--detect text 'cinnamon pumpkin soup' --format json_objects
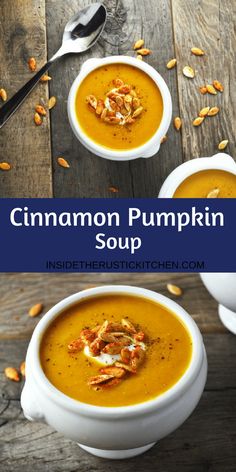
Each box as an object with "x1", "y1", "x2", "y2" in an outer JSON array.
[
  {"x1": 173, "y1": 169, "x2": 236, "y2": 198},
  {"x1": 75, "y1": 64, "x2": 163, "y2": 151},
  {"x1": 40, "y1": 294, "x2": 192, "y2": 407}
]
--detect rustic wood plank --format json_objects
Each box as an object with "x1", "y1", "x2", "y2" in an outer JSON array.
[
  {"x1": 1, "y1": 0, "x2": 235, "y2": 197},
  {"x1": 46, "y1": 0, "x2": 183, "y2": 197},
  {"x1": 0, "y1": 272, "x2": 225, "y2": 339},
  {"x1": 0, "y1": 390, "x2": 235, "y2": 472},
  {"x1": 45, "y1": 0, "x2": 134, "y2": 197},
  {"x1": 0, "y1": 333, "x2": 235, "y2": 471},
  {"x1": 0, "y1": 273, "x2": 235, "y2": 470},
  {"x1": 125, "y1": 0, "x2": 184, "y2": 197},
  {"x1": 0, "y1": 0, "x2": 52, "y2": 197},
  {"x1": 172, "y1": 0, "x2": 236, "y2": 161}
]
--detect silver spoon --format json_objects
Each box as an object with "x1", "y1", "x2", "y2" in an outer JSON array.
[{"x1": 0, "y1": 3, "x2": 107, "y2": 128}]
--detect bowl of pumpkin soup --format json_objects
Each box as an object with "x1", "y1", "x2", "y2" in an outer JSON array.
[
  {"x1": 21, "y1": 285, "x2": 207, "y2": 459},
  {"x1": 158, "y1": 153, "x2": 236, "y2": 198},
  {"x1": 67, "y1": 56, "x2": 172, "y2": 160}
]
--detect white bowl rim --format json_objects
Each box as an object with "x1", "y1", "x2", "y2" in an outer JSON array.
[
  {"x1": 67, "y1": 55, "x2": 172, "y2": 160},
  {"x1": 28, "y1": 285, "x2": 205, "y2": 419},
  {"x1": 158, "y1": 153, "x2": 236, "y2": 197}
]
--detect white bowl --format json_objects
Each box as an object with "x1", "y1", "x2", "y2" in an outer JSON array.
[
  {"x1": 21, "y1": 285, "x2": 207, "y2": 460},
  {"x1": 67, "y1": 56, "x2": 172, "y2": 161},
  {"x1": 200, "y1": 273, "x2": 236, "y2": 334},
  {"x1": 158, "y1": 153, "x2": 236, "y2": 197}
]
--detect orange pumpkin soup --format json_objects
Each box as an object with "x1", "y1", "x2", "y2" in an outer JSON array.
[
  {"x1": 173, "y1": 169, "x2": 236, "y2": 198},
  {"x1": 75, "y1": 64, "x2": 163, "y2": 151},
  {"x1": 40, "y1": 294, "x2": 192, "y2": 407}
]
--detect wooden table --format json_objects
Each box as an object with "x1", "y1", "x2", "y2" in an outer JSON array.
[
  {"x1": 0, "y1": 0, "x2": 235, "y2": 197},
  {"x1": 0, "y1": 272, "x2": 235, "y2": 471}
]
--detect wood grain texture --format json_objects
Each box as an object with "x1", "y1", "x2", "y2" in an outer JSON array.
[
  {"x1": 121, "y1": 0, "x2": 183, "y2": 197},
  {"x1": 0, "y1": 389, "x2": 235, "y2": 472},
  {"x1": 0, "y1": 1, "x2": 235, "y2": 196},
  {"x1": 0, "y1": 376, "x2": 235, "y2": 472},
  {"x1": 0, "y1": 0, "x2": 52, "y2": 197},
  {"x1": 46, "y1": 0, "x2": 183, "y2": 197},
  {"x1": 0, "y1": 273, "x2": 236, "y2": 471},
  {"x1": 0, "y1": 272, "x2": 224, "y2": 339},
  {"x1": 45, "y1": 0, "x2": 133, "y2": 198},
  {"x1": 172, "y1": 0, "x2": 236, "y2": 161}
]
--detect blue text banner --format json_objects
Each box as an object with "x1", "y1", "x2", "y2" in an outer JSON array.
[{"x1": 0, "y1": 199, "x2": 234, "y2": 272}]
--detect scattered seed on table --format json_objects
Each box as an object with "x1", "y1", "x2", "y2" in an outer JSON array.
[{"x1": 57, "y1": 157, "x2": 70, "y2": 168}]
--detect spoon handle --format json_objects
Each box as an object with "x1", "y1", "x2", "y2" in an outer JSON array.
[{"x1": 0, "y1": 60, "x2": 53, "y2": 129}]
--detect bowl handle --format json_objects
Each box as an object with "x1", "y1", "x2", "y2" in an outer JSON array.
[
  {"x1": 211, "y1": 153, "x2": 236, "y2": 169},
  {"x1": 21, "y1": 383, "x2": 45, "y2": 422}
]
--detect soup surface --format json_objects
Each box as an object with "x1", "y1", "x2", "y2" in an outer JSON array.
[
  {"x1": 173, "y1": 169, "x2": 236, "y2": 198},
  {"x1": 40, "y1": 294, "x2": 192, "y2": 407},
  {"x1": 75, "y1": 64, "x2": 163, "y2": 151}
]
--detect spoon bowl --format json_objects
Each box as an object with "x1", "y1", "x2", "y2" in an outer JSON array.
[{"x1": 60, "y1": 3, "x2": 107, "y2": 55}]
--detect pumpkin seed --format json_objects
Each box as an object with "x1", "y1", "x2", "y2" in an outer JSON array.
[
  {"x1": 207, "y1": 107, "x2": 219, "y2": 116},
  {"x1": 48, "y1": 96, "x2": 57, "y2": 109},
  {"x1": 207, "y1": 188, "x2": 220, "y2": 198},
  {"x1": 133, "y1": 39, "x2": 145, "y2": 50},
  {"x1": 20, "y1": 361, "x2": 26, "y2": 377},
  {"x1": 166, "y1": 58, "x2": 177, "y2": 69},
  {"x1": 193, "y1": 116, "x2": 205, "y2": 126},
  {"x1": 28, "y1": 302, "x2": 43, "y2": 317},
  {"x1": 28, "y1": 57, "x2": 36, "y2": 71},
  {"x1": 191, "y1": 47, "x2": 205, "y2": 56},
  {"x1": 57, "y1": 157, "x2": 70, "y2": 168},
  {"x1": 167, "y1": 283, "x2": 183, "y2": 296},
  {"x1": 0, "y1": 162, "x2": 11, "y2": 171},
  {"x1": 0, "y1": 88, "x2": 7, "y2": 101},
  {"x1": 136, "y1": 48, "x2": 151, "y2": 56},
  {"x1": 174, "y1": 116, "x2": 182, "y2": 130},
  {"x1": 5, "y1": 367, "x2": 20, "y2": 382},
  {"x1": 213, "y1": 80, "x2": 224, "y2": 92},
  {"x1": 199, "y1": 106, "x2": 210, "y2": 117},
  {"x1": 206, "y1": 84, "x2": 217, "y2": 95},
  {"x1": 183, "y1": 66, "x2": 195, "y2": 78},
  {"x1": 34, "y1": 112, "x2": 42, "y2": 126},
  {"x1": 35, "y1": 105, "x2": 46, "y2": 116},
  {"x1": 218, "y1": 140, "x2": 228, "y2": 150}
]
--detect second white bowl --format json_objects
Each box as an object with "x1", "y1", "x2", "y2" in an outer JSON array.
[{"x1": 158, "y1": 153, "x2": 236, "y2": 197}]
